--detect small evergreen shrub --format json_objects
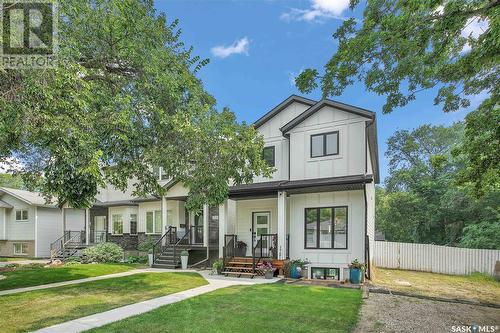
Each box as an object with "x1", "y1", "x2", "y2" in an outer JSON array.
[
  {"x1": 138, "y1": 237, "x2": 156, "y2": 254},
  {"x1": 82, "y1": 242, "x2": 124, "y2": 263}
]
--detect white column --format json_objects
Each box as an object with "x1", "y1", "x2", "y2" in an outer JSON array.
[
  {"x1": 203, "y1": 204, "x2": 209, "y2": 247},
  {"x1": 218, "y1": 200, "x2": 228, "y2": 256},
  {"x1": 161, "y1": 196, "x2": 168, "y2": 232},
  {"x1": 34, "y1": 206, "x2": 38, "y2": 258},
  {"x1": 277, "y1": 191, "x2": 287, "y2": 260},
  {"x1": 85, "y1": 209, "x2": 90, "y2": 245}
]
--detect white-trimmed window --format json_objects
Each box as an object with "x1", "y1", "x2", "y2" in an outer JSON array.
[
  {"x1": 15, "y1": 209, "x2": 29, "y2": 221},
  {"x1": 112, "y1": 214, "x2": 123, "y2": 235},
  {"x1": 13, "y1": 243, "x2": 28, "y2": 255},
  {"x1": 146, "y1": 210, "x2": 162, "y2": 234},
  {"x1": 130, "y1": 214, "x2": 138, "y2": 235}
]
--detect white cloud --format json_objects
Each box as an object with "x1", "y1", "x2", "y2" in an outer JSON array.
[
  {"x1": 461, "y1": 16, "x2": 489, "y2": 52},
  {"x1": 280, "y1": 0, "x2": 350, "y2": 22},
  {"x1": 210, "y1": 37, "x2": 250, "y2": 59}
]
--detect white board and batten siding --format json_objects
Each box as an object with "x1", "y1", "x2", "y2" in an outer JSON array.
[{"x1": 374, "y1": 241, "x2": 500, "y2": 276}]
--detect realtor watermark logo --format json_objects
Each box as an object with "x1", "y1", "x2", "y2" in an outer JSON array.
[
  {"x1": 451, "y1": 325, "x2": 499, "y2": 332},
  {"x1": 0, "y1": 0, "x2": 58, "y2": 68}
]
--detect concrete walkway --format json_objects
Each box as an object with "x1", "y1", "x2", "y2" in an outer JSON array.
[{"x1": 34, "y1": 270, "x2": 279, "y2": 333}]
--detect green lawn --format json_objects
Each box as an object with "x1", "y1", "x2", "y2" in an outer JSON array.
[
  {"x1": 374, "y1": 267, "x2": 500, "y2": 304},
  {"x1": 0, "y1": 257, "x2": 36, "y2": 262},
  {"x1": 0, "y1": 263, "x2": 139, "y2": 290},
  {"x1": 1, "y1": 272, "x2": 207, "y2": 333},
  {"x1": 88, "y1": 283, "x2": 362, "y2": 333}
]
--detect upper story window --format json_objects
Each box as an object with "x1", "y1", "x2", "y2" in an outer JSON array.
[
  {"x1": 152, "y1": 166, "x2": 169, "y2": 181},
  {"x1": 15, "y1": 209, "x2": 28, "y2": 221},
  {"x1": 262, "y1": 146, "x2": 275, "y2": 167},
  {"x1": 310, "y1": 131, "x2": 339, "y2": 158}
]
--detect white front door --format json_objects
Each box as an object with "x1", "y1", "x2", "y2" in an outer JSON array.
[{"x1": 253, "y1": 212, "x2": 270, "y2": 256}]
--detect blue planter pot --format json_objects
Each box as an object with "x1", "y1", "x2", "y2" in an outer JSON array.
[
  {"x1": 350, "y1": 268, "x2": 362, "y2": 284},
  {"x1": 289, "y1": 264, "x2": 301, "y2": 279}
]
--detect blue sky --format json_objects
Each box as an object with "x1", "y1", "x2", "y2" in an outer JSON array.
[{"x1": 155, "y1": 0, "x2": 483, "y2": 183}]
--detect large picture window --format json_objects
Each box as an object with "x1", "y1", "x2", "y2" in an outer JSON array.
[
  {"x1": 262, "y1": 146, "x2": 275, "y2": 167},
  {"x1": 304, "y1": 206, "x2": 347, "y2": 249},
  {"x1": 146, "y1": 210, "x2": 162, "y2": 234},
  {"x1": 310, "y1": 131, "x2": 339, "y2": 158}
]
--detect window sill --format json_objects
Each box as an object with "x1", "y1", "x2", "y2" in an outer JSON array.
[{"x1": 307, "y1": 154, "x2": 342, "y2": 163}]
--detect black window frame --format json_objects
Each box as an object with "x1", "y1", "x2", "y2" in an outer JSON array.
[
  {"x1": 130, "y1": 213, "x2": 138, "y2": 235},
  {"x1": 304, "y1": 206, "x2": 348, "y2": 250},
  {"x1": 311, "y1": 267, "x2": 340, "y2": 280},
  {"x1": 262, "y1": 146, "x2": 275, "y2": 167},
  {"x1": 310, "y1": 131, "x2": 339, "y2": 158}
]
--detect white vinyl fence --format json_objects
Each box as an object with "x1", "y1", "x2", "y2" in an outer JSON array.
[{"x1": 374, "y1": 241, "x2": 500, "y2": 276}]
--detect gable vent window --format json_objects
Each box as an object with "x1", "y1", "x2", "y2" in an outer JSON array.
[
  {"x1": 310, "y1": 131, "x2": 339, "y2": 158},
  {"x1": 262, "y1": 146, "x2": 275, "y2": 167}
]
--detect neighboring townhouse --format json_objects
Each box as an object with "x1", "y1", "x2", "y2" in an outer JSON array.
[{"x1": 0, "y1": 187, "x2": 85, "y2": 258}]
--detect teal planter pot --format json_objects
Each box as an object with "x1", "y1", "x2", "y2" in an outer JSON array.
[
  {"x1": 290, "y1": 264, "x2": 301, "y2": 279},
  {"x1": 349, "y1": 268, "x2": 362, "y2": 284}
]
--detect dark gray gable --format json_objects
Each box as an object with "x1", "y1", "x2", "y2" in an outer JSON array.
[{"x1": 253, "y1": 95, "x2": 316, "y2": 129}]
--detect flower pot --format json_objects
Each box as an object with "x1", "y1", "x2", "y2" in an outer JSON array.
[
  {"x1": 264, "y1": 270, "x2": 274, "y2": 279},
  {"x1": 290, "y1": 264, "x2": 301, "y2": 279},
  {"x1": 181, "y1": 255, "x2": 188, "y2": 269},
  {"x1": 148, "y1": 253, "x2": 153, "y2": 267},
  {"x1": 349, "y1": 268, "x2": 363, "y2": 284}
]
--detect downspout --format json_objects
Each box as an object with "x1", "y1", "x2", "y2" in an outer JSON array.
[{"x1": 363, "y1": 184, "x2": 370, "y2": 280}]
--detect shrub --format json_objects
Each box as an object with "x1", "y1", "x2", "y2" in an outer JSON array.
[
  {"x1": 138, "y1": 237, "x2": 156, "y2": 254},
  {"x1": 125, "y1": 255, "x2": 148, "y2": 264},
  {"x1": 212, "y1": 258, "x2": 223, "y2": 274},
  {"x1": 66, "y1": 256, "x2": 81, "y2": 263},
  {"x1": 82, "y1": 242, "x2": 124, "y2": 263}
]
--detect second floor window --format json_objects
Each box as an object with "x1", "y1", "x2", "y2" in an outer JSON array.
[
  {"x1": 262, "y1": 146, "x2": 275, "y2": 167},
  {"x1": 130, "y1": 214, "x2": 137, "y2": 235},
  {"x1": 15, "y1": 209, "x2": 28, "y2": 221},
  {"x1": 310, "y1": 131, "x2": 339, "y2": 158}
]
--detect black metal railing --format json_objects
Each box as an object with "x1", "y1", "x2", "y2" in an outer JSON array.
[
  {"x1": 50, "y1": 230, "x2": 86, "y2": 260},
  {"x1": 152, "y1": 226, "x2": 176, "y2": 265},
  {"x1": 286, "y1": 234, "x2": 290, "y2": 259},
  {"x1": 173, "y1": 226, "x2": 193, "y2": 265},
  {"x1": 222, "y1": 234, "x2": 237, "y2": 271},
  {"x1": 252, "y1": 233, "x2": 278, "y2": 273}
]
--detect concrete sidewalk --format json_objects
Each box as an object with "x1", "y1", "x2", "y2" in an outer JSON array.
[{"x1": 34, "y1": 270, "x2": 279, "y2": 333}]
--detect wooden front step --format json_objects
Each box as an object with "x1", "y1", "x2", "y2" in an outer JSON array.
[{"x1": 222, "y1": 271, "x2": 256, "y2": 277}]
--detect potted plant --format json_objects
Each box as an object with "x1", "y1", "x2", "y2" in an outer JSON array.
[
  {"x1": 212, "y1": 258, "x2": 223, "y2": 275},
  {"x1": 289, "y1": 258, "x2": 310, "y2": 279},
  {"x1": 180, "y1": 250, "x2": 189, "y2": 269},
  {"x1": 236, "y1": 241, "x2": 247, "y2": 257},
  {"x1": 349, "y1": 259, "x2": 365, "y2": 284},
  {"x1": 258, "y1": 261, "x2": 276, "y2": 279}
]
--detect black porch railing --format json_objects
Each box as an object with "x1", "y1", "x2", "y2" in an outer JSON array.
[
  {"x1": 222, "y1": 234, "x2": 237, "y2": 271},
  {"x1": 286, "y1": 234, "x2": 290, "y2": 259},
  {"x1": 152, "y1": 226, "x2": 176, "y2": 265},
  {"x1": 50, "y1": 230, "x2": 86, "y2": 260},
  {"x1": 252, "y1": 233, "x2": 277, "y2": 274}
]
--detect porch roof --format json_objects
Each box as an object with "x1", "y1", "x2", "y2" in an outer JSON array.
[
  {"x1": 228, "y1": 174, "x2": 373, "y2": 199},
  {"x1": 0, "y1": 199, "x2": 13, "y2": 208}
]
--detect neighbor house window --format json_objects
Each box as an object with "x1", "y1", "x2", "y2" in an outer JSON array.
[
  {"x1": 153, "y1": 166, "x2": 169, "y2": 181},
  {"x1": 310, "y1": 131, "x2": 339, "y2": 158},
  {"x1": 311, "y1": 267, "x2": 340, "y2": 280},
  {"x1": 13, "y1": 243, "x2": 28, "y2": 255},
  {"x1": 304, "y1": 206, "x2": 347, "y2": 249},
  {"x1": 130, "y1": 214, "x2": 137, "y2": 235},
  {"x1": 15, "y1": 209, "x2": 28, "y2": 221},
  {"x1": 112, "y1": 214, "x2": 123, "y2": 235},
  {"x1": 262, "y1": 146, "x2": 275, "y2": 167},
  {"x1": 146, "y1": 210, "x2": 162, "y2": 234}
]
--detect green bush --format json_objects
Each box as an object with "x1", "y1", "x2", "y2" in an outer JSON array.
[
  {"x1": 138, "y1": 237, "x2": 156, "y2": 254},
  {"x1": 125, "y1": 255, "x2": 148, "y2": 264},
  {"x1": 82, "y1": 242, "x2": 124, "y2": 263}
]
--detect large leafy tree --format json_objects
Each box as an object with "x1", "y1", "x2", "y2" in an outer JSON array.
[
  {"x1": 0, "y1": 0, "x2": 271, "y2": 209},
  {"x1": 377, "y1": 123, "x2": 499, "y2": 248},
  {"x1": 296, "y1": 0, "x2": 499, "y2": 195}
]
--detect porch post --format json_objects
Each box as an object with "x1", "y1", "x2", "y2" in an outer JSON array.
[
  {"x1": 85, "y1": 208, "x2": 90, "y2": 245},
  {"x1": 202, "y1": 204, "x2": 209, "y2": 247},
  {"x1": 161, "y1": 196, "x2": 168, "y2": 232},
  {"x1": 218, "y1": 200, "x2": 228, "y2": 256},
  {"x1": 277, "y1": 191, "x2": 287, "y2": 260}
]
